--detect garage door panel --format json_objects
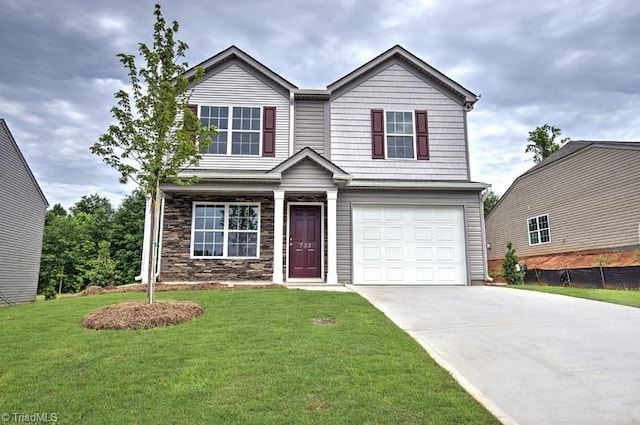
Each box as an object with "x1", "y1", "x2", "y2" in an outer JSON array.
[
  {"x1": 362, "y1": 227, "x2": 381, "y2": 240},
  {"x1": 386, "y1": 267, "x2": 404, "y2": 281},
  {"x1": 385, "y1": 227, "x2": 403, "y2": 240},
  {"x1": 415, "y1": 228, "x2": 432, "y2": 241},
  {"x1": 385, "y1": 247, "x2": 403, "y2": 261},
  {"x1": 353, "y1": 205, "x2": 466, "y2": 285}
]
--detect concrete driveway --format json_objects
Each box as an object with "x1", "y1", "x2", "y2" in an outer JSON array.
[{"x1": 350, "y1": 285, "x2": 640, "y2": 425}]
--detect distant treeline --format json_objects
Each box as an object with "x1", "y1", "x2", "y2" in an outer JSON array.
[{"x1": 39, "y1": 190, "x2": 145, "y2": 294}]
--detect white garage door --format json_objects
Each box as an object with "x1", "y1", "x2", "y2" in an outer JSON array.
[{"x1": 352, "y1": 205, "x2": 467, "y2": 285}]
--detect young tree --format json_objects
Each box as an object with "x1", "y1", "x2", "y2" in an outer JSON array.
[
  {"x1": 525, "y1": 124, "x2": 570, "y2": 163},
  {"x1": 91, "y1": 4, "x2": 213, "y2": 303},
  {"x1": 85, "y1": 241, "x2": 120, "y2": 287},
  {"x1": 483, "y1": 189, "x2": 500, "y2": 217}
]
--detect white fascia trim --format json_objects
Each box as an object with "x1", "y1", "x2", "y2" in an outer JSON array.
[
  {"x1": 176, "y1": 171, "x2": 282, "y2": 180},
  {"x1": 161, "y1": 183, "x2": 279, "y2": 192},
  {"x1": 347, "y1": 180, "x2": 489, "y2": 190}
]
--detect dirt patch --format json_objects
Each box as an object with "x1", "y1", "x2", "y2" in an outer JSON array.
[
  {"x1": 489, "y1": 249, "x2": 640, "y2": 277},
  {"x1": 312, "y1": 318, "x2": 336, "y2": 325},
  {"x1": 78, "y1": 282, "x2": 281, "y2": 296},
  {"x1": 82, "y1": 300, "x2": 204, "y2": 330}
]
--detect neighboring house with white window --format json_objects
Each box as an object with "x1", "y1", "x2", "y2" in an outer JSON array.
[
  {"x1": 485, "y1": 140, "x2": 640, "y2": 262},
  {"x1": 141, "y1": 45, "x2": 489, "y2": 286},
  {"x1": 0, "y1": 119, "x2": 48, "y2": 305}
]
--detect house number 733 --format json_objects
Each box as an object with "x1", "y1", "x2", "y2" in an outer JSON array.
[{"x1": 298, "y1": 242, "x2": 312, "y2": 249}]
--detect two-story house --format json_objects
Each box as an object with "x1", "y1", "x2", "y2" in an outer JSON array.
[{"x1": 139, "y1": 45, "x2": 489, "y2": 286}]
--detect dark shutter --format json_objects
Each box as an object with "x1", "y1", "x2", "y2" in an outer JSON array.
[
  {"x1": 415, "y1": 110, "x2": 429, "y2": 160},
  {"x1": 371, "y1": 109, "x2": 384, "y2": 159},
  {"x1": 187, "y1": 104, "x2": 199, "y2": 144},
  {"x1": 262, "y1": 106, "x2": 276, "y2": 157}
]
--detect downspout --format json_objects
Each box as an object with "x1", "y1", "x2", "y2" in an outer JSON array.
[
  {"x1": 289, "y1": 92, "x2": 295, "y2": 155},
  {"x1": 135, "y1": 195, "x2": 152, "y2": 282},
  {"x1": 480, "y1": 189, "x2": 493, "y2": 282}
]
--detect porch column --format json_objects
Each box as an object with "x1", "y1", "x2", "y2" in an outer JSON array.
[
  {"x1": 326, "y1": 190, "x2": 338, "y2": 284},
  {"x1": 137, "y1": 195, "x2": 152, "y2": 284},
  {"x1": 272, "y1": 189, "x2": 285, "y2": 283}
]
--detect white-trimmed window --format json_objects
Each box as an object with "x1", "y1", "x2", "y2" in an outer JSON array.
[
  {"x1": 385, "y1": 111, "x2": 415, "y2": 159},
  {"x1": 191, "y1": 203, "x2": 260, "y2": 258},
  {"x1": 371, "y1": 109, "x2": 429, "y2": 160},
  {"x1": 200, "y1": 106, "x2": 261, "y2": 156},
  {"x1": 528, "y1": 214, "x2": 550, "y2": 245}
]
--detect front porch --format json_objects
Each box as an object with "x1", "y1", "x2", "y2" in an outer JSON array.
[{"x1": 149, "y1": 188, "x2": 338, "y2": 285}]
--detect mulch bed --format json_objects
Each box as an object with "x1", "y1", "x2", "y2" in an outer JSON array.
[
  {"x1": 81, "y1": 300, "x2": 204, "y2": 330},
  {"x1": 78, "y1": 282, "x2": 281, "y2": 296}
]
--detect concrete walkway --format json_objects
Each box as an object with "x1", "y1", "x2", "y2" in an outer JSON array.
[{"x1": 350, "y1": 285, "x2": 640, "y2": 425}]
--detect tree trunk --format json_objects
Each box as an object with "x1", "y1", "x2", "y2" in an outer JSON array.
[{"x1": 146, "y1": 184, "x2": 162, "y2": 304}]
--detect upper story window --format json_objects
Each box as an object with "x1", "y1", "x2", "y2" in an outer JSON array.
[
  {"x1": 200, "y1": 106, "x2": 261, "y2": 156},
  {"x1": 193, "y1": 105, "x2": 276, "y2": 157},
  {"x1": 386, "y1": 111, "x2": 415, "y2": 159},
  {"x1": 528, "y1": 214, "x2": 550, "y2": 245},
  {"x1": 371, "y1": 109, "x2": 429, "y2": 160}
]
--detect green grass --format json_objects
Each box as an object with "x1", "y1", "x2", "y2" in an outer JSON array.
[
  {"x1": 509, "y1": 285, "x2": 640, "y2": 308},
  {"x1": 0, "y1": 289, "x2": 498, "y2": 424}
]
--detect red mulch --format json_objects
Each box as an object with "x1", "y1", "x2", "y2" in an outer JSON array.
[
  {"x1": 489, "y1": 249, "x2": 640, "y2": 275},
  {"x1": 78, "y1": 282, "x2": 282, "y2": 296},
  {"x1": 81, "y1": 300, "x2": 204, "y2": 330}
]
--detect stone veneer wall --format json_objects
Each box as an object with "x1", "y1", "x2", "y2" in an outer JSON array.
[
  {"x1": 283, "y1": 194, "x2": 328, "y2": 280},
  {"x1": 160, "y1": 193, "x2": 274, "y2": 282}
]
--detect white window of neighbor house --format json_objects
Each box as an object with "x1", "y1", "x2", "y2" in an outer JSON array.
[{"x1": 528, "y1": 214, "x2": 550, "y2": 245}]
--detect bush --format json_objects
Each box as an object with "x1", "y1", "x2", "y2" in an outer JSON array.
[
  {"x1": 42, "y1": 283, "x2": 57, "y2": 301},
  {"x1": 502, "y1": 242, "x2": 526, "y2": 285}
]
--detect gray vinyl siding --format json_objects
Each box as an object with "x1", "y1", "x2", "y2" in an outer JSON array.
[
  {"x1": 294, "y1": 100, "x2": 325, "y2": 154},
  {"x1": 486, "y1": 145, "x2": 640, "y2": 260},
  {"x1": 189, "y1": 62, "x2": 290, "y2": 170},
  {"x1": 336, "y1": 190, "x2": 485, "y2": 284},
  {"x1": 330, "y1": 61, "x2": 468, "y2": 180},
  {"x1": 0, "y1": 123, "x2": 47, "y2": 305},
  {"x1": 280, "y1": 158, "x2": 336, "y2": 190}
]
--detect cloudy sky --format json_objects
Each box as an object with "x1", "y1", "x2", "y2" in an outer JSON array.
[{"x1": 2, "y1": 0, "x2": 639, "y2": 208}]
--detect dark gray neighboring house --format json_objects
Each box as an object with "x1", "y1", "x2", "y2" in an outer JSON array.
[
  {"x1": 486, "y1": 140, "x2": 640, "y2": 261},
  {"x1": 0, "y1": 119, "x2": 48, "y2": 305}
]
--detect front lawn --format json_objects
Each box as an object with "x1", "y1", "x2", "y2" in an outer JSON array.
[
  {"x1": 0, "y1": 289, "x2": 498, "y2": 424},
  {"x1": 509, "y1": 285, "x2": 640, "y2": 308}
]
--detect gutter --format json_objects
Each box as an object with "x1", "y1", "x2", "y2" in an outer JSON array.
[{"x1": 347, "y1": 180, "x2": 489, "y2": 190}]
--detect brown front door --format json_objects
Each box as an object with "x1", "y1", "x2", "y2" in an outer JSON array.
[{"x1": 289, "y1": 205, "x2": 322, "y2": 279}]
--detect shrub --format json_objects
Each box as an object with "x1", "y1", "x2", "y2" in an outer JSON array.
[
  {"x1": 42, "y1": 282, "x2": 57, "y2": 301},
  {"x1": 502, "y1": 242, "x2": 526, "y2": 285}
]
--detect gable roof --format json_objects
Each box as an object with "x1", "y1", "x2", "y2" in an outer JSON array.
[
  {"x1": 268, "y1": 147, "x2": 351, "y2": 182},
  {"x1": 0, "y1": 119, "x2": 49, "y2": 207},
  {"x1": 522, "y1": 140, "x2": 640, "y2": 178},
  {"x1": 487, "y1": 140, "x2": 640, "y2": 220},
  {"x1": 327, "y1": 45, "x2": 478, "y2": 106},
  {"x1": 183, "y1": 45, "x2": 298, "y2": 92}
]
